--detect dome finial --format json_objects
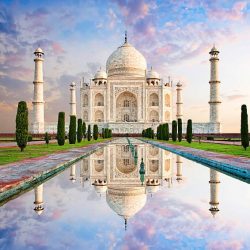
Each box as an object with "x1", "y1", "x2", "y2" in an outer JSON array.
[
  {"x1": 125, "y1": 30, "x2": 127, "y2": 43},
  {"x1": 125, "y1": 218, "x2": 127, "y2": 231}
]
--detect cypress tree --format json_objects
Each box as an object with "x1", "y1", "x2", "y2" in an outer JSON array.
[
  {"x1": 241, "y1": 105, "x2": 249, "y2": 150},
  {"x1": 93, "y1": 124, "x2": 98, "y2": 140},
  {"x1": 166, "y1": 123, "x2": 170, "y2": 141},
  {"x1": 102, "y1": 128, "x2": 105, "y2": 138},
  {"x1": 104, "y1": 128, "x2": 108, "y2": 138},
  {"x1": 178, "y1": 118, "x2": 182, "y2": 142},
  {"x1": 16, "y1": 101, "x2": 28, "y2": 152},
  {"x1": 45, "y1": 132, "x2": 50, "y2": 146},
  {"x1": 87, "y1": 124, "x2": 91, "y2": 141},
  {"x1": 156, "y1": 126, "x2": 160, "y2": 140},
  {"x1": 110, "y1": 129, "x2": 112, "y2": 138},
  {"x1": 151, "y1": 128, "x2": 154, "y2": 139},
  {"x1": 77, "y1": 118, "x2": 83, "y2": 143},
  {"x1": 69, "y1": 115, "x2": 76, "y2": 144},
  {"x1": 57, "y1": 112, "x2": 65, "y2": 146},
  {"x1": 186, "y1": 119, "x2": 192, "y2": 143},
  {"x1": 172, "y1": 120, "x2": 177, "y2": 142},
  {"x1": 82, "y1": 121, "x2": 86, "y2": 139},
  {"x1": 162, "y1": 123, "x2": 168, "y2": 140}
]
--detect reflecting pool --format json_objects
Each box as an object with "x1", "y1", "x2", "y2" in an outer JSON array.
[{"x1": 1, "y1": 138, "x2": 250, "y2": 250}]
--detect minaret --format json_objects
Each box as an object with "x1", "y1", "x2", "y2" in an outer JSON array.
[
  {"x1": 69, "y1": 82, "x2": 76, "y2": 116},
  {"x1": 34, "y1": 184, "x2": 44, "y2": 215},
  {"x1": 209, "y1": 46, "x2": 221, "y2": 125},
  {"x1": 209, "y1": 169, "x2": 220, "y2": 216},
  {"x1": 176, "y1": 82, "x2": 183, "y2": 120},
  {"x1": 70, "y1": 164, "x2": 76, "y2": 183},
  {"x1": 176, "y1": 155, "x2": 183, "y2": 182},
  {"x1": 32, "y1": 48, "x2": 45, "y2": 134}
]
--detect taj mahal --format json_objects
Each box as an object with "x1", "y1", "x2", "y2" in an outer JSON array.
[{"x1": 30, "y1": 34, "x2": 221, "y2": 134}]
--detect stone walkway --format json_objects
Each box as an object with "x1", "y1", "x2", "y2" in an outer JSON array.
[
  {"x1": 0, "y1": 140, "x2": 112, "y2": 203},
  {"x1": 142, "y1": 139, "x2": 250, "y2": 181},
  {"x1": 193, "y1": 139, "x2": 241, "y2": 146},
  {"x1": 0, "y1": 140, "x2": 57, "y2": 148}
]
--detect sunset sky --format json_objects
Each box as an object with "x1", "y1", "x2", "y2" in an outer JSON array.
[{"x1": 0, "y1": 0, "x2": 250, "y2": 132}]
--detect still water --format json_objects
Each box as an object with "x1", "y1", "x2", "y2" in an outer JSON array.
[{"x1": 1, "y1": 138, "x2": 250, "y2": 250}]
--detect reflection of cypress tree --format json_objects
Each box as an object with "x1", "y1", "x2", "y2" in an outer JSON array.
[
  {"x1": 186, "y1": 119, "x2": 192, "y2": 143},
  {"x1": 57, "y1": 112, "x2": 65, "y2": 146},
  {"x1": 87, "y1": 124, "x2": 91, "y2": 141},
  {"x1": 177, "y1": 118, "x2": 182, "y2": 142},
  {"x1": 172, "y1": 120, "x2": 177, "y2": 142},
  {"x1": 69, "y1": 115, "x2": 76, "y2": 144},
  {"x1": 77, "y1": 118, "x2": 83, "y2": 143},
  {"x1": 241, "y1": 105, "x2": 249, "y2": 150},
  {"x1": 16, "y1": 101, "x2": 28, "y2": 151}
]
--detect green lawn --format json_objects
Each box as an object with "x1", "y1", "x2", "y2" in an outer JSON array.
[
  {"x1": 0, "y1": 139, "x2": 107, "y2": 166},
  {"x1": 152, "y1": 139, "x2": 250, "y2": 158}
]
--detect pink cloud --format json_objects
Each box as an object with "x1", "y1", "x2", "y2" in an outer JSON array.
[
  {"x1": 207, "y1": 1, "x2": 247, "y2": 21},
  {"x1": 51, "y1": 42, "x2": 65, "y2": 55}
]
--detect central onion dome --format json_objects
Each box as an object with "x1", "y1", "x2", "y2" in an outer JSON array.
[
  {"x1": 106, "y1": 41, "x2": 147, "y2": 77},
  {"x1": 106, "y1": 186, "x2": 146, "y2": 220}
]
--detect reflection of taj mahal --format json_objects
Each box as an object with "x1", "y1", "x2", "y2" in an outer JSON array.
[{"x1": 33, "y1": 139, "x2": 220, "y2": 224}]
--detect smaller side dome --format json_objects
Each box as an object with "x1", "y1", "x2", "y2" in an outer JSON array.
[
  {"x1": 147, "y1": 68, "x2": 160, "y2": 79},
  {"x1": 94, "y1": 70, "x2": 107, "y2": 79}
]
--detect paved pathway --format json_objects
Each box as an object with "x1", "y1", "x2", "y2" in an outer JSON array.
[
  {"x1": 0, "y1": 140, "x2": 57, "y2": 148},
  {"x1": 142, "y1": 139, "x2": 250, "y2": 181},
  {"x1": 193, "y1": 139, "x2": 241, "y2": 146},
  {"x1": 0, "y1": 140, "x2": 112, "y2": 202}
]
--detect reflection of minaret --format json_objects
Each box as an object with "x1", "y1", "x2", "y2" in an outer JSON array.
[
  {"x1": 176, "y1": 155, "x2": 183, "y2": 182},
  {"x1": 70, "y1": 164, "x2": 76, "y2": 183},
  {"x1": 34, "y1": 184, "x2": 44, "y2": 215},
  {"x1": 209, "y1": 169, "x2": 220, "y2": 216}
]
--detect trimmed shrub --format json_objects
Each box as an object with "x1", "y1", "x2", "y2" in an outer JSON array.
[
  {"x1": 16, "y1": 101, "x2": 28, "y2": 152},
  {"x1": 77, "y1": 119, "x2": 83, "y2": 143},
  {"x1": 82, "y1": 121, "x2": 86, "y2": 139},
  {"x1": 93, "y1": 124, "x2": 98, "y2": 140},
  {"x1": 57, "y1": 112, "x2": 65, "y2": 146},
  {"x1": 186, "y1": 119, "x2": 192, "y2": 143},
  {"x1": 28, "y1": 134, "x2": 33, "y2": 142},
  {"x1": 177, "y1": 118, "x2": 182, "y2": 142},
  {"x1": 45, "y1": 132, "x2": 50, "y2": 146},
  {"x1": 69, "y1": 115, "x2": 76, "y2": 144},
  {"x1": 87, "y1": 124, "x2": 91, "y2": 141},
  {"x1": 172, "y1": 120, "x2": 177, "y2": 142},
  {"x1": 241, "y1": 104, "x2": 249, "y2": 150}
]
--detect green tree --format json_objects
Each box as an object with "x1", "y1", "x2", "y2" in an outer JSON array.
[
  {"x1": 87, "y1": 124, "x2": 91, "y2": 141},
  {"x1": 93, "y1": 124, "x2": 98, "y2": 140},
  {"x1": 186, "y1": 119, "x2": 192, "y2": 143},
  {"x1": 156, "y1": 126, "x2": 160, "y2": 140},
  {"x1": 77, "y1": 118, "x2": 83, "y2": 143},
  {"x1": 102, "y1": 128, "x2": 105, "y2": 138},
  {"x1": 69, "y1": 115, "x2": 76, "y2": 144},
  {"x1": 241, "y1": 105, "x2": 249, "y2": 150},
  {"x1": 172, "y1": 120, "x2": 177, "y2": 142},
  {"x1": 151, "y1": 128, "x2": 154, "y2": 139},
  {"x1": 15, "y1": 101, "x2": 28, "y2": 152},
  {"x1": 57, "y1": 112, "x2": 65, "y2": 146},
  {"x1": 45, "y1": 132, "x2": 50, "y2": 146},
  {"x1": 177, "y1": 118, "x2": 182, "y2": 142},
  {"x1": 82, "y1": 121, "x2": 86, "y2": 139},
  {"x1": 165, "y1": 123, "x2": 170, "y2": 141}
]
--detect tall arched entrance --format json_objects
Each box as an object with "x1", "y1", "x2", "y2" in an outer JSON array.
[{"x1": 116, "y1": 91, "x2": 137, "y2": 122}]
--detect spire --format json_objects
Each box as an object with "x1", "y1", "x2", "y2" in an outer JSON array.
[{"x1": 125, "y1": 30, "x2": 127, "y2": 43}]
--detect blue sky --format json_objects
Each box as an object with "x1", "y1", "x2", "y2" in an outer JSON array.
[{"x1": 0, "y1": 0, "x2": 250, "y2": 132}]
